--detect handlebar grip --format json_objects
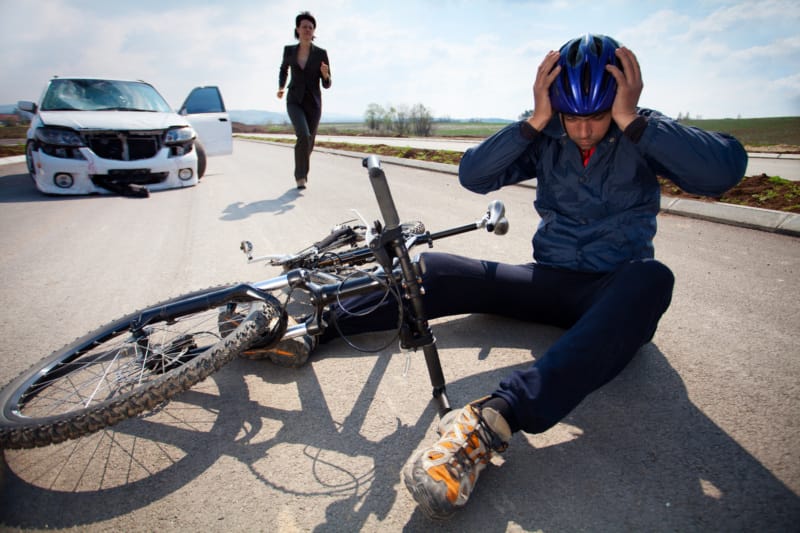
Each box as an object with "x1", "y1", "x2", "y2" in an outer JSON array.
[
  {"x1": 486, "y1": 200, "x2": 506, "y2": 233},
  {"x1": 363, "y1": 157, "x2": 401, "y2": 229},
  {"x1": 314, "y1": 226, "x2": 355, "y2": 250}
]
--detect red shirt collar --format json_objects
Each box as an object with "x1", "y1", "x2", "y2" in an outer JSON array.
[{"x1": 580, "y1": 146, "x2": 596, "y2": 167}]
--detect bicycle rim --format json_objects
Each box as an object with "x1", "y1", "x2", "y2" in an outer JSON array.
[{"x1": 0, "y1": 285, "x2": 282, "y2": 449}]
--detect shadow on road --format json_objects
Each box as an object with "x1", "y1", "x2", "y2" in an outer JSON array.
[
  {"x1": 0, "y1": 171, "x2": 187, "y2": 202},
  {"x1": 1, "y1": 314, "x2": 797, "y2": 530},
  {"x1": 220, "y1": 187, "x2": 303, "y2": 220},
  {"x1": 0, "y1": 172, "x2": 45, "y2": 203}
]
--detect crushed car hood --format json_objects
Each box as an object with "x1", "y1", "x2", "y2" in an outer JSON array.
[{"x1": 38, "y1": 110, "x2": 190, "y2": 131}]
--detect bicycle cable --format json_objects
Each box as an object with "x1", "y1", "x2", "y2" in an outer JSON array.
[{"x1": 330, "y1": 268, "x2": 404, "y2": 353}]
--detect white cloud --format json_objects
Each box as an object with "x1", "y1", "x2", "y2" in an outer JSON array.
[{"x1": 1, "y1": 0, "x2": 798, "y2": 119}]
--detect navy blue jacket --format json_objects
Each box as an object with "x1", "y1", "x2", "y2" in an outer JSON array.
[{"x1": 459, "y1": 110, "x2": 748, "y2": 272}]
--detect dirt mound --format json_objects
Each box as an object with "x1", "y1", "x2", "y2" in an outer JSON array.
[{"x1": 660, "y1": 174, "x2": 799, "y2": 213}]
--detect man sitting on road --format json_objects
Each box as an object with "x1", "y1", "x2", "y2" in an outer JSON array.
[{"x1": 265, "y1": 34, "x2": 748, "y2": 520}]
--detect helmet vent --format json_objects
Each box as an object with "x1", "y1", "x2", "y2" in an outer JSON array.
[
  {"x1": 581, "y1": 63, "x2": 591, "y2": 97},
  {"x1": 567, "y1": 39, "x2": 582, "y2": 65}
]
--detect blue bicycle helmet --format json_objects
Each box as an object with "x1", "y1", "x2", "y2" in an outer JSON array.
[{"x1": 549, "y1": 34, "x2": 621, "y2": 115}]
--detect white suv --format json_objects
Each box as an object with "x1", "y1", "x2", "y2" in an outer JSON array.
[{"x1": 19, "y1": 78, "x2": 232, "y2": 196}]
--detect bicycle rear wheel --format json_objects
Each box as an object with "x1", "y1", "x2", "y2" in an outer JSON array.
[{"x1": 0, "y1": 284, "x2": 285, "y2": 449}]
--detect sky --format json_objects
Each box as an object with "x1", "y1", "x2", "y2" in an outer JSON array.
[{"x1": 1, "y1": 0, "x2": 798, "y2": 121}]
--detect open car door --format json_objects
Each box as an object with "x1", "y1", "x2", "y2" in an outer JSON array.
[{"x1": 179, "y1": 86, "x2": 233, "y2": 157}]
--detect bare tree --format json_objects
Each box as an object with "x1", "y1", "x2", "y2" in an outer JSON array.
[
  {"x1": 395, "y1": 104, "x2": 410, "y2": 135},
  {"x1": 409, "y1": 103, "x2": 433, "y2": 136},
  {"x1": 364, "y1": 103, "x2": 384, "y2": 131},
  {"x1": 364, "y1": 102, "x2": 433, "y2": 136}
]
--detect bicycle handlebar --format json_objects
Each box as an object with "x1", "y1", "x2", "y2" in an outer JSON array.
[
  {"x1": 363, "y1": 155, "x2": 401, "y2": 230},
  {"x1": 241, "y1": 158, "x2": 509, "y2": 271}
]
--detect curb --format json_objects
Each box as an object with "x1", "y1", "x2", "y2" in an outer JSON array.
[
  {"x1": 748, "y1": 152, "x2": 800, "y2": 160},
  {"x1": 659, "y1": 196, "x2": 800, "y2": 236},
  {"x1": 1, "y1": 155, "x2": 25, "y2": 165}
]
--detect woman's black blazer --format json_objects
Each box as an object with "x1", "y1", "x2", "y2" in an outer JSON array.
[{"x1": 279, "y1": 44, "x2": 332, "y2": 107}]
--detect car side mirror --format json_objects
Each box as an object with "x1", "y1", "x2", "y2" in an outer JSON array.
[{"x1": 17, "y1": 100, "x2": 37, "y2": 114}]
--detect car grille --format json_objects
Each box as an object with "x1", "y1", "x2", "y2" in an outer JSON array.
[
  {"x1": 91, "y1": 170, "x2": 169, "y2": 187},
  {"x1": 85, "y1": 131, "x2": 163, "y2": 160}
]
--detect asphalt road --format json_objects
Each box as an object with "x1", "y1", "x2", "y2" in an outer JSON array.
[{"x1": 0, "y1": 140, "x2": 798, "y2": 531}]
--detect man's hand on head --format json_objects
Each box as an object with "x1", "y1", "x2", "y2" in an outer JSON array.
[
  {"x1": 527, "y1": 50, "x2": 561, "y2": 132},
  {"x1": 606, "y1": 46, "x2": 643, "y2": 131}
]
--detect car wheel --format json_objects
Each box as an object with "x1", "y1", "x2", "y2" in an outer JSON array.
[
  {"x1": 195, "y1": 141, "x2": 207, "y2": 179},
  {"x1": 25, "y1": 140, "x2": 37, "y2": 182}
]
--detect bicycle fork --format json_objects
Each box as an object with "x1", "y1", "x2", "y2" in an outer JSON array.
[{"x1": 364, "y1": 156, "x2": 452, "y2": 416}]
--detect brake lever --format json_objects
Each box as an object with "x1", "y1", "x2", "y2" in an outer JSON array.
[
  {"x1": 240, "y1": 240, "x2": 254, "y2": 260},
  {"x1": 477, "y1": 200, "x2": 509, "y2": 235},
  {"x1": 240, "y1": 240, "x2": 312, "y2": 266}
]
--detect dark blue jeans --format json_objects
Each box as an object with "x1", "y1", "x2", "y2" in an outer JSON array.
[
  {"x1": 286, "y1": 95, "x2": 321, "y2": 181},
  {"x1": 325, "y1": 252, "x2": 675, "y2": 435}
]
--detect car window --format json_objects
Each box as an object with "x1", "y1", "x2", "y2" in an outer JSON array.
[
  {"x1": 180, "y1": 87, "x2": 226, "y2": 114},
  {"x1": 40, "y1": 79, "x2": 173, "y2": 113}
]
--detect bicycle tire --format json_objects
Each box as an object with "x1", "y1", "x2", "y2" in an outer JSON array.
[{"x1": 0, "y1": 284, "x2": 284, "y2": 450}]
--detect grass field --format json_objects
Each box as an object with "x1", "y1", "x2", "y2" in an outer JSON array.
[
  {"x1": 233, "y1": 121, "x2": 513, "y2": 138},
  {"x1": 679, "y1": 117, "x2": 800, "y2": 147},
  {"x1": 295, "y1": 116, "x2": 800, "y2": 148}
]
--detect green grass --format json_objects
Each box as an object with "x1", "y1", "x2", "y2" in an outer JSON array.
[
  {"x1": 314, "y1": 122, "x2": 511, "y2": 137},
  {"x1": 0, "y1": 125, "x2": 28, "y2": 139},
  {"x1": 679, "y1": 117, "x2": 800, "y2": 147},
  {"x1": 426, "y1": 122, "x2": 511, "y2": 137},
  {"x1": 292, "y1": 116, "x2": 800, "y2": 148}
]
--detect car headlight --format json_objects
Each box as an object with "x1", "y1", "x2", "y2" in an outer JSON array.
[
  {"x1": 164, "y1": 126, "x2": 196, "y2": 145},
  {"x1": 35, "y1": 127, "x2": 85, "y2": 147}
]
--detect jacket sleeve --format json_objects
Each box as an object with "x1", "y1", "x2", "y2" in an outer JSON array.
[
  {"x1": 278, "y1": 46, "x2": 291, "y2": 89},
  {"x1": 633, "y1": 110, "x2": 748, "y2": 196},
  {"x1": 458, "y1": 121, "x2": 540, "y2": 194},
  {"x1": 321, "y1": 49, "x2": 331, "y2": 89}
]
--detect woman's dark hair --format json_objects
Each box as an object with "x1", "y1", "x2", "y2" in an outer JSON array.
[{"x1": 294, "y1": 11, "x2": 317, "y2": 39}]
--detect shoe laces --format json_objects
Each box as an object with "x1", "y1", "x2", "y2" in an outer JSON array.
[{"x1": 432, "y1": 406, "x2": 505, "y2": 472}]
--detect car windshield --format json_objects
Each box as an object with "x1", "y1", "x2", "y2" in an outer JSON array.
[{"x1": 40, "y1": 79, "x2": 173, "y2": 113}]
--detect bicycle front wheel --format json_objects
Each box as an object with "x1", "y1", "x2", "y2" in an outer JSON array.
[{"x1": 0, "y1": 284, "x2": 284, "y2": 450}]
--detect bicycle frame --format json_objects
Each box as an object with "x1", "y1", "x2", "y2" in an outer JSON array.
[{"x1": 247, "y1": 156, "x2": 510, "y2": 417}]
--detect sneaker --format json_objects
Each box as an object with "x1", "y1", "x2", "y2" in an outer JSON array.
[
  {"x1": 296, "y1": 178, "x2": 307, "y2": 189},
  {"x1": 243, "y1": 333, "x2": 317, "y2": 367},
  {"x1": 218, "y1": 305, "x2": 316, "y2": 367},
  {"x1": 403, "y1": 399, "x2": 511, "y2": 520},
  {"x1": 240, "y1": 316, "x2": 317, "y2": 368}
]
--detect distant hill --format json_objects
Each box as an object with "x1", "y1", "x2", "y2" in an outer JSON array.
[
  {"x1": 227, "y1": 110, "x2": 513, "y2": 125},
  {"x1": 0, "y1": 104, "x2": 17, "y2": 114},
  {"x1": 466, "y1": 117, "x2": 514, "y2": 123},
  {"x1": 229, "y1": 109, "x2": 365, "y2": 125},
  {"x1": 229, "y1": 109, "x2": 289, "y2": 125}
]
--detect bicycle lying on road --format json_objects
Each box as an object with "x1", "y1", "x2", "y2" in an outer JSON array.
[{"x1": 0, "y1": 156, "x2": 509, "y2": 450}]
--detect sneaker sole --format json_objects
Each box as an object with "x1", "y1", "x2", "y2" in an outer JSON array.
[
  {"x1": 267, "y1": 347, "x2": 310, "y2": 368},
  {"x1": 240, "y1": 346, "x2": 310, "y2": 366},
  {"x1": 402, "y1": 455, "x2": 458, "y2": 521}
]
